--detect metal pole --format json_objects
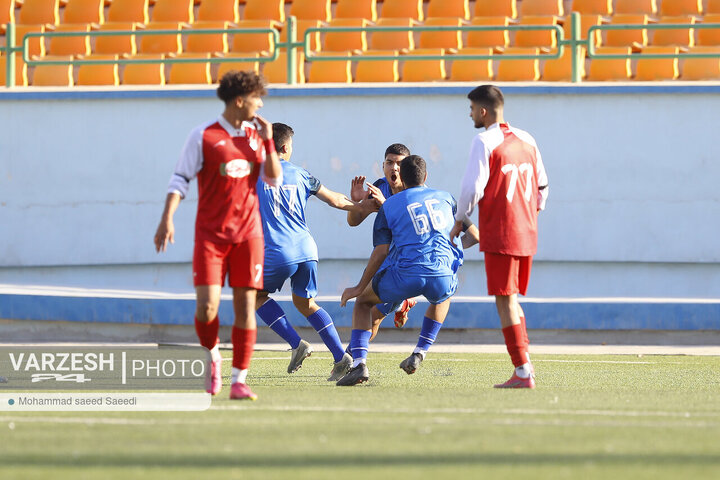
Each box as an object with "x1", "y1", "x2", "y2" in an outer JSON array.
[
  {"x1": 6, "y1": 22, "x2": 16, "y2": 88},
  {"x1": 570, "y1": 12, "x2": 582, "y2": 83},
  {"x1": 286, "y1": 16, "x2": 297, "y2": 85}
]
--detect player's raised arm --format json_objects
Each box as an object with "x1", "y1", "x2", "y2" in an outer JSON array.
[
  {"x1": 340, "y1": 243, "x2": 390, "y2": 307},
  {"x1": 315, "y1": 185, "x2": 374, "y2": 214},
  {"x1": 255, "y1": 114, "x2": 282, "y2": 186}
]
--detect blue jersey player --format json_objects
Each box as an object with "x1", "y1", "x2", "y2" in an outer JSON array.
[
  {"x1": 256, "y1": 123, "x2": 371, "y2": 381},
  {"x1": 337, "y1": 155, "x2": 464, "y2": 386}
]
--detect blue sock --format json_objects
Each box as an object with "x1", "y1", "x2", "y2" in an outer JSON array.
[
  {"x1": 257, "y1": 299, "x2": 301, "y2": 349},
  {"x1": 349, "y1": 329, "x2": 372, "y2": 363},
  {"x1": 307, "y1": 308, "x2": 345, "y2": 362},
  {"x1": 416, "y1": 316, "x2": 443, "y2": 352}
]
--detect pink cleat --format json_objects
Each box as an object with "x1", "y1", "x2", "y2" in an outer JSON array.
[
  {"x1": 229, "y1": 382, "x2": 258, "y2": 401},
  {"x1": 394, "y1": 298, "x2": 417, "y2": 328},
  {"x1": 494, "y1": 373, "x2": 536, "y2": 389},
  {"x1": 206, "y1": 357, "x2": 223, "y2": 396}
]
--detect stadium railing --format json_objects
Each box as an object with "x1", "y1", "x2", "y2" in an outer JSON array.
[{"x1": 3, "y1": 13, "x2": 720, "y2": 87}]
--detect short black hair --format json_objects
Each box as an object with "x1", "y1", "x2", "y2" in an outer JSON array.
[
  {"x1": 384, "y1": 143, "x2": 410, "y2": 158},
  {"x1": 216, "y1": 70, "x2": 267, "y2": 104},
  {"x1": 400, "y1": 155, "x2": 426, "y2": 188},
  {"x1": 272, "y1": 123, "x2": 294, "y2": 151},
  {"x1": 467, "y1": 85, "x2": 504, "y2": 111}
]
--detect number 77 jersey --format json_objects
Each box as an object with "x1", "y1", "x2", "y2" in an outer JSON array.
[{"x1": 457, "y1": 122, "x2": 549, "y2": 257}]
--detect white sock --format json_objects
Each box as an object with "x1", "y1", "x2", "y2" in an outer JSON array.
[
  {"x1": 210, "y1": 345, "x2": 221, "y2": 362},
  {"x1": 352, "y1": 358, "x2": 366, "y2": 368},
  {"x1": 231, "y1": 367, "x2": 248, "y2": 384},
  {"x1": 412, "y1": 347, "x2": 427, "y2": 359},
  {"x1": 515, "y1": 363, "x2": 532, "y2": 379}
]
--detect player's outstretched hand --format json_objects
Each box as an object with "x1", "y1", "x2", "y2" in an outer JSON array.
[
  {"x1": 365, "y1": 182, "x2": 386, "y2": 205},
  {"x1": 340, "y1": 285, "x2": 363, "y2": 307},
  {"x1": 154, "y1": 220, "x2": 174, "y2": 253},
  {"x1": 350, "y1": 176, "x2": 367, "y2": 202},
  {"x1": 449, "y1": 220, "x2": 464, "y2": 243},
  {"x1": 254, "y1": 114, "x2": 273, "y2": 141}
]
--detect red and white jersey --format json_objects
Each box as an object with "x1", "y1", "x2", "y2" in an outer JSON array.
[
  {"x1": 168, "y1": 116, "x2": 280, "y2": 244},
  {"x1": 456, "y1": 122, "x2": 549, "y2": 256}
]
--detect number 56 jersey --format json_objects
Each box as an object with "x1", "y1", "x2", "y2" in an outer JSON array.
[{"x1": 373, "y1": 186, "x2": 463, "y2": 277}]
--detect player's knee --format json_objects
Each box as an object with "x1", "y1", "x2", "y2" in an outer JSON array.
[
  {"x1": 292, "y1": 295, "x2": 316, "y2": 316},
  {"x1": 195, "y1": 302, "x2": 219, "y2": 322}
]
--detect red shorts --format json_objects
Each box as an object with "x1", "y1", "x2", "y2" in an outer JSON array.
[
  {"x1": 193, "y1": 237, "x2": 264, "y2": 289},
  {"x1": 484, "y1": 252, "x2": 532, "y2": 296}
]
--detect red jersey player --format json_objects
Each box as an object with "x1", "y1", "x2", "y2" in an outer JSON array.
[
  {"x1": 450, "y1": 85, "x2": 549, "y2": 389},
  {"x1": 153, "y1": 71, "x2": 282, "y2": 401}
]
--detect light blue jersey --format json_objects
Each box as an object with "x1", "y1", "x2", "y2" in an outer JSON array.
[{"x1": 257, "y1": 161, "x2": 321, "y2": 268}]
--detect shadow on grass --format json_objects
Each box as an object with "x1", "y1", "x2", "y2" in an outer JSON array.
[{"x1": 3, "y1": 452, "x2": 720, "y2": 469}]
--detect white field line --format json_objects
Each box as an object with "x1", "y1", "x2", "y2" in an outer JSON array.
[{"x1": 246, "y1": 357, "x2": 693, "y2": 365}]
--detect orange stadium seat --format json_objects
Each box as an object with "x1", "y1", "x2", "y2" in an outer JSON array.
[
  {"x1": 495, "y1": 47, "x2": 540, "y2": 81},
  {"x1": 0, "y1": 54, "x2": 29, "y2": 86},
  {"x1": 615, "y1": 0, "x2": 656, "y2": 15},
  {"x1": 571, "y1": 0, "x2": 612, "y2": 16},
  {"x1": 231, "y1": 20, "x2": 278, "y2": 55},
  {"x1": 106, "y1": 0, "x2": 148, "y2": 24},
  {"x1": 709, "y1": 0, "x2": 720, "y2": 14},
  {"x1": 18, "y1": 0, "x2": 59, "y2": 25},
  {"x1": 653, "y1": 16, "x2": 695, "y2": 48},
  {"x1": 187, "y1": 21, "x2": 230, "y2": 54},
  {"x1": 308, "y1": 51, "x2": 352, "y2": 83},
  {"x1": 243, "y1": 0, "x2": 284, "y2": 22},
  {"x1": 660, "y1": 0, "x2": 701, "y2": 17},
  {"x1": 31, "y1": 55, "x2": 73, "y2": 85},
  {"x1": 1, "y1": 0, "x2": 14, "y2": 34},
  {"x1": 542, "y1": 45, "x2": 586, "y2": 80},
  {"x1": 680, "y1": 46, "x2": 720, "y2": 80},
  {"x1": 14, "y1": 24, "x2": 45, "y2": 56},
  {"x1": 196, "y1": 0, "x2": 238, "y2": 23},
  {"x1": 62, "y1": 0, "x2": 103, "y2": 25},
  {"x1": 370, "y1": 17, "x2": 415, "y2": 51},
  {"x1": 419, "y1": 17, "x2": 463, "y2": 50},
  {"x1": 380, "y1": 0, "x2": 423, "y2": 21},
  {"x1": 564, "y1": 14, "x2": 603, "y2": 47},
  {"x1": 323, "y1": 18, "x2": 368, "y2": 52},
  {"x1": 520, "y1": 0, "x2": 563, "y2": 17},
  {"x1": 467, "y1": 16, "x2": 510, "y2": 50},
  {"x1": 635, "y1": 46, "x2": 679, "y2": 80},
  {"x1": 94, "y1": 22, "x2": 137, "y2": 55},
  {"x1": 262, "y1": 51, "x2": 305, "y2": 83},
  {"x1": 151, "y1": 0, "x2": 193, "y2": 23},
  {"x1": 48, "y1": 23, "x2": 90, "y2": 55},
  {"x1": 280, "y1": 19, "x2": 321, "y2": 51},
  {"x1": 449, "y1": 47, "x2": 493, "y2": 81},
  {"x1": 473, "y1": 0, "x2": 516, "y2": 19},
  {"x1": 217, "y1": 52, "x2": 260, "y2": 77},
  {"x1": 606, "y1": 14, "x2": 648, "y2": 49},
  {"x1": 355, "y1": 49, "x2": 399, "y2": 82},
  {"x1": 515, "y1": 16, "x2": 559, "y2": 48},
  {"x1": 587, "y1": 46, "x2": 632, "y2": 80},
  {"x1": 698, "y1": 14, "x2": 720, "y2": 46},
  {"x1": 139, "y1": 21, "x2": 183, "y2": 54},
  {"x1": 122, "y1": 53, "x2": 165, "y2": 84},
  {"x1": 401, "y1": 48, "x2": 445, "y2": 82},
  {"x1": 290, "y1": 0, "x2": 331, "y2": 22},
  {"x1": 427, "y1": 0, "x2": 469, "y2": 21},
  {"x1": 76, "y1": 54, "x2": 119, "y2": 85},
  {"x1": 335, "y1": 0, "x2": 376, "y2": 21},
  {"x1": 168, "y1": 53, "x2": 211, "y2": 84}
]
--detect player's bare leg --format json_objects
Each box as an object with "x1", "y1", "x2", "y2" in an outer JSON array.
[
  {"x1": 369, "y1": 306, "x2": 385, "y2": 341},
  {"x1": 336, "y1": 284, "x2": 382, "y2": 386},
  {"x1": 495, "y1": 294, "x2": 534, "y2": 389},
  {"x1": 400, "y1": 298, "x2": 451, "y2": 374},
  {"x1": 229, "y1": 287, "x2": 258, "y2": 400},
  {"x1": 195, "y1": 285, "x2": 223, "y2": 395}
]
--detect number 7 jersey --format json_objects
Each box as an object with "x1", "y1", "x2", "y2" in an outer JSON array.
[{"x1": 456, "y1": 122, "x2": 549, "y2": 257}]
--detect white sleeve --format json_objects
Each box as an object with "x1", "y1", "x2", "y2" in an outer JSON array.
[
  {"x1": 167, "y1": 126, "x2": 204, "y2": 198},
  {"x1": 535, "y1": 146, "x2": 549, "y2": 211},
  {"x1": 455, "y1": 136, "x2": 490, "y2": 223}
]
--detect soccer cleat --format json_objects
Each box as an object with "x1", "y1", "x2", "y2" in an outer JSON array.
[
  {"x1": 327, "y1": 353, "x2": 352, "y2": 381},
  {"x1": 287, "y1": 339, "x2": 313, "y2": 374},
  {"x1": 394, "y1": 298, "x2": 417, "y2": 328},
  {"x1": 399, "y1": 352, "x2": 423, "y2": 374},
  {"x1": 493, "y1": 372, "x2": 536, "y2": 389},
  {"x1": 229, "y1": 382, "x2": 258, "y2": 400},
  {"x1": 206, "y1": 357, "x2": 223, "y2": 395},
  {"x1": 336, "y1": 363, "x2": 369, "y2": 386}
]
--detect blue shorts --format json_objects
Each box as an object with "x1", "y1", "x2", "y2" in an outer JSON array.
[
  {"x1": 262, "y1": 260, "x2": 318, "y2": 299},
  {"x1": 375, "y1": 301, "x2": 402, "y2": 316},
  {"x1": 372, "y1": 266, "x2": 457, "y2": 306}
]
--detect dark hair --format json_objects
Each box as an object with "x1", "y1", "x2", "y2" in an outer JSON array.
[
  {"x1": 216, "y1": 70, "x2": 268, "y2": 104},
  {"x1": 272, "y1": 123, "x2": 294, "y2": 151},
  {"x1": 467, "y1": 85, "x2": 504, "y2": 110},
  {"x1": 384, "y1": 143, "x2": 410, "y2": 158},
  {"x1": 400, "y1": 155, "x2": 426, "y2": 188}
]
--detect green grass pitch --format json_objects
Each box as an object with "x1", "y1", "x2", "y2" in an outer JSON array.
[{"x1": 2, "y1": 351, "x2": 719, "y2": 480}]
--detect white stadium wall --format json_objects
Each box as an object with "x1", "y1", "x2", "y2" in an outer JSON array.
[{"x1": 1, "y1": 85, "x2": 719, "y2": 331}]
